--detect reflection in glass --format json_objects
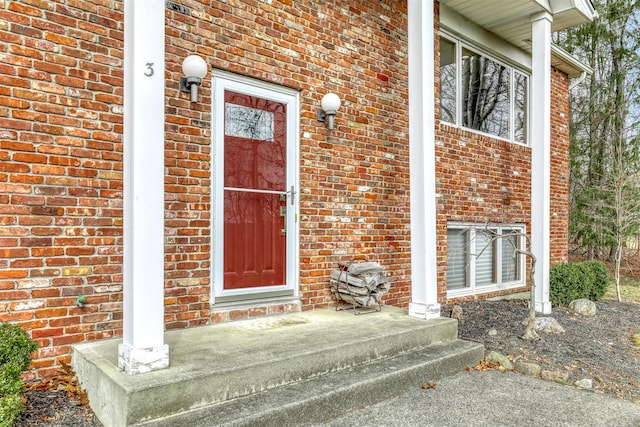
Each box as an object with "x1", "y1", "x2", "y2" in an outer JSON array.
[
  {"x1": 461, "y1": 48, "x2": 509, "y2": 139},
  {"x1": 224, "y1": 191, "x2": 285, "y2": 289},
  {"x1": 440, "y1": 37, "x2": 456, "y2": 123},
  {"x1": 514, "y1": 73, "x2": 528, "y2": 144},
  {"x1": 225, "y1": 104, "x2": 275, "y2": 142},
  {"x1": 224, "y1": 92, "x2": 286, "y2": 191},
  {"x1": 223, "y1": 90, "x2": 288, "y2": 291}
]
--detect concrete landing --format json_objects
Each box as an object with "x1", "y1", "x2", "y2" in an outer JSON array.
[{"x1": 73, "y1": 307, "x2": 483, "y2": 427}]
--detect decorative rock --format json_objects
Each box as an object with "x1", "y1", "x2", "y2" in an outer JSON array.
[
  {"x1": 541, "y1": 369, "x2": 570, "y2": 383},
  {"x1": 485, "y1": 351, "x2": 513, "y2": 370},
  {"x1": 515, "y1": 361, "x2": 541, "y2": 377},
  {"x1": 575, "y1": 378, "x2": 593, "y2": 389},
  {"x1": 451, "y1": 305, "x2": 463, "y2": 320},
  {"x1": 534, "y1": 317, "x2": 565, "y2": 334},
  {"x1": 568, "y1": 299, "x2": 597, "y2": 316}
]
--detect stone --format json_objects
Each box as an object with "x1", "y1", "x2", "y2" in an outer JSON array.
[
  {"x1": 485, "y1": 351, "x2": 513, "y2": 370},
  {"x1": 541, "y1": 369, "x2": 570, "y2": 383},
  {"x1": 515, "y1": 361, "x2": 541, "y2": 376},
  {"x1": 575, "y1": 378, "x2": 593, "y2": 389},
  {"x1": 534, "y1": 317, "x2": 565, "y2": 334},
  {"x1": 568, "y1": 299, "x2": 597, "y2": 316},
  {"x1": 451, "y1": 305, "x2": 463, "y2": 319},
  {"x1": 487, "y1": 329, "x2": 497, "y2": 336}
]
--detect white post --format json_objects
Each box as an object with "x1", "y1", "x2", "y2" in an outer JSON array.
[
  {"x1": 119, "y1": 0, "x2": 169, "y2": 374},
  {"x1": 530, "y1": 12, "x2": 553, "y2": 314},
  {"x1": 407, "y1": 0, "x2": 440, "y2": 319}
]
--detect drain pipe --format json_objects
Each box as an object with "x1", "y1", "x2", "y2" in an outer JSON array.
[{"x1": 569, "y1": 70, "x2": 588, "y2": 90}]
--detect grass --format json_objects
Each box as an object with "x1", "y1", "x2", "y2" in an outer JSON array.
[
  {"x1": 603, "y1": 276, "x2": 640, "y2": 350},
  {"x1": 604, "y1": 275, "x2": 640, "y2": 303}
]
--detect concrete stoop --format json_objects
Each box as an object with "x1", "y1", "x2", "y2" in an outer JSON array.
[{"x1": 73, "y1": 307, "x2": 484, "y2": 427}]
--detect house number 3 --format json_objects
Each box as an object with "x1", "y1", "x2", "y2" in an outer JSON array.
[{"x1": 144, "y1": 62, "x2": 154, "y2": 77}]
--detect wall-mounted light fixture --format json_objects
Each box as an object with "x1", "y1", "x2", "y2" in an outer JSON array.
[
  {"x1": 317, "y1": 92, "x2": 341, "y2": 130},
  {"x1": 179, "y1": 55, "x2": 207, "y2": 103}
]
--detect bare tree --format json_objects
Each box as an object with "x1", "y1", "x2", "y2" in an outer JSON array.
[
  {"x1": 599, "y1": 130, "x2": 640, "y2": 301},
  {"x1": 557, "y1": 0, "x2": 640, "y2": 266},
  {"x1": 469, "y1": 226, "x2": 539, "y2": 341}
]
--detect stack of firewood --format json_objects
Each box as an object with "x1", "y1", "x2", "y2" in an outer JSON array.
[{"x1": 330, "y1": 261, "x2": 389, "y2": 307}]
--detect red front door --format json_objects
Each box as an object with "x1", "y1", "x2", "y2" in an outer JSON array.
[{"x1": 223, "y1": 90, "x2": 287, "y2": 290}]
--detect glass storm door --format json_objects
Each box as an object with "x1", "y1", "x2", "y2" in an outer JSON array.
[
  {"x1": 213, "y1": 75, "x2": 298, "y2": 301},
  {"x1": 223, "y1": 90, "x2": 287, "y2": 290}
]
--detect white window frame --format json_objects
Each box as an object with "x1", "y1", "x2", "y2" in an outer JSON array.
[
  {"x1": 439, "y1": 31, "x2": 530, "y2": 146},
  {"x1": 446, "y1": 223, "x2": 526, "y2": 298}
]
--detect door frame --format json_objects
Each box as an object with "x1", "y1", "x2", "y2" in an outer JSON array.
[{"x1": 211, "y1": 70, "x2": 300, "y2": 303}]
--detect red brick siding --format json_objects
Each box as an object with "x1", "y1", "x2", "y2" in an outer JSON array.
[
  {"x1": 434, "y1": 126, "x2": 533, "y2": 303},
  {"x1": 434, "y1": 61, "x2": 571, "y2": 303},
  {"x1": 0, "y1": 0, "x2": 571, "y2": 378},
  {"x1": 549, "y1": 68, "x2": 570, "y2": 265},
  {"x1": 163, "y1": 0, "x2": 412, "y2": 312},
  {"x1": 1, "y1": 0, "x2": 412, "y2": 377},
  {"x1": 0, "y1": 1, "x2": 125, "y2": 379}
]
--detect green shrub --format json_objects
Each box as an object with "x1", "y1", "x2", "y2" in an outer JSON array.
[
  {"x1": 549, "y1": 261, "x2": 610, "y2": 307},
  {"x1": 0, "y1": 323, "x2": 37, "y2": 426},
  {"x1": 582, "y1": 261, "x2": 610, "y2": 301}
]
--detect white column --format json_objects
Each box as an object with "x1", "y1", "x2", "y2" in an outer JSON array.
[
  {"x1": 407, "y1": 0, "x2": 440, "y2": 319},
  {"x1": 530, "y1": 12, "x2": 553, "y2": 314},
  {"x1": 118, "y1": 0, "x2": 169, "y2": 374}
]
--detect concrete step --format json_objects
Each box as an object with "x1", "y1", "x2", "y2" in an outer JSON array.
[
  {"x1": 137, "y1": 339, "x2": 484, "y2": 427},
  {"x1": 73, "y1": 307, "x2": 483, "y2": 427}
]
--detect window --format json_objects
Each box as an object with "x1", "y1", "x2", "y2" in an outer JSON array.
[
  {"x1": 446, "y1": 224, "x2": 525, "y2": 295},
  {"x1": 225, "y1": 104, "x2": 275, "y2": 142},
  {"x1": 440, "y1": 37, "x2": 457, "y2": 124},
  {"x1": 439, "y1": 35, "x2": 529, "y2": 145}
]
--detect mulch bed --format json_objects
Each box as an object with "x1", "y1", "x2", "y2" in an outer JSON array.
[
  {"x1": 15, "y1": 363, "x2": 102, "y2": 427},
  {"x1": 445, "y1": 298, "x2": 640, "y2": 403},
  {"x1": 14, "y1": 299, "x2": 640, "y2": 426}
]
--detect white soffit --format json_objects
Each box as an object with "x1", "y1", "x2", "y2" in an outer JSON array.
[
  {"x1": 440, "y1": 4, "x2": 532, "y2": 70},
  {"x1": 440, "y1": 0, "x2": 595, "y2": 77},
  {"x1": 552, "y1": 0, "x2": 598, "y2": 30},
  {"x1": 551, "y1": 43, "x2": 594, "y2": 78},
  {"x1": 440, "y1": 0, "x2": 596, "y2": 51}
]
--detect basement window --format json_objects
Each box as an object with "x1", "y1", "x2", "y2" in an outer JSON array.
[
  {"x1": 446, "y1": 223, "x2": 526, "y2": 297},
  {"x1": 439, "y1": 35, "x2": 529, "y2": 145}
]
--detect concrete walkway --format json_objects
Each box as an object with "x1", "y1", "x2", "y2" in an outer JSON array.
[{"x1": 321, "y1": 370, "x2": 640, "y2": 427}]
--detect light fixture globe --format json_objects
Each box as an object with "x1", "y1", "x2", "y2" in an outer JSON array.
[
  {"x1": 317, "y1": 92, "x2": 341, "y2": 130},
  {"x1": 180, "y1": 55, "x2": 207, "y2": 103},
  {"x1": 320, "y1": 92, "x2": 341, "y2": 113},
  {"x1": 181, "y1": 55, "x2": 207, "y2": 79}
]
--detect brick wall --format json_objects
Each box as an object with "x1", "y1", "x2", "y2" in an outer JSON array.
[
  {"x1": 434, "y1": 126, "x2": 533, "y2": 302},
  {"x1": 0, "y1": 0, "x2": 412, "y2": 377},
  {"x1": 434, "y1": 66, "x2": 571, "y2": 303},
  {"x1": 549, "y1": 68, "x2": 570, "y2": 265},
  {"x1": 0, "y1": 0, "x2": 125, "y2": 379},
  {"x1": 0, "y1": 0, "x2": 571, "y2": 378},
  {"x1": 163, "y1": 0, "x2": 412, "y2": 315}
]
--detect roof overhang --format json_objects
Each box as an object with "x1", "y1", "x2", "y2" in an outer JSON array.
[
  {"x1": 440, "y1": 0, "x2": 596, "y2": 77},
  {"x1": 440, "y1": 1, "x2": 596, "y2": 50},
  {"x1": 551, "y1": 43, "x2": 593, "y2": 78},
  {"x1": 551, "y1": 0, "x2": 598, "y2": 31}
]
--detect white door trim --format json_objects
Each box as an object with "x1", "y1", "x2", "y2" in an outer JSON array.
[{"x1": 210, "y1": 71, "x2": 300, "y2": 303}]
